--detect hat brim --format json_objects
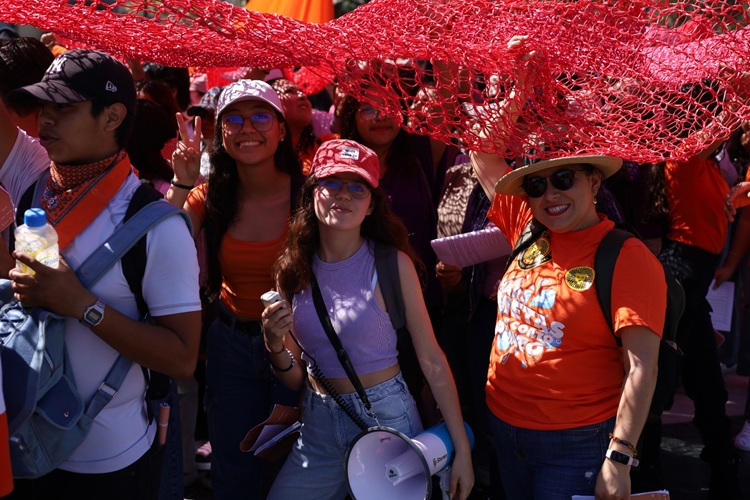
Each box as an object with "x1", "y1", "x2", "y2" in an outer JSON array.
[
  {"x1": 187, "y1": 105, "x2": 214, "y2": 118},
  {"x1": 6, "y1": 79, "x2": 89, "y2": 108},
  {"x1": 494, "y1": 155, "x2": 622, "y2": 195},
  {"x1": 216, "y1": 96, "x2": 284, "y2": 119}
]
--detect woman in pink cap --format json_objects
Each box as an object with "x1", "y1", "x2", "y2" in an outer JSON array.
[{"x1": 262, "y1": 139, "x2": 474, "y2": 499}]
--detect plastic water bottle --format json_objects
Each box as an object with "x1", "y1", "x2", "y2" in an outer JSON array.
[{"x1": 14, "y1": 208, "x2": 59, "y2": 275}]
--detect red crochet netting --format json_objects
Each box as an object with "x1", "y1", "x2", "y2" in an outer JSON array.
[{"x1": 1, "y1": 0, "x2": 749, "y2": 163}]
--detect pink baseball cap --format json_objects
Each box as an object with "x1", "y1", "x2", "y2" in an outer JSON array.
[
  {"x1": 310, "y1": 140, "x2": 380, "y2": 188},
  {"x1": 216, "y1": 79, "x2": 284, "y2": 117}
]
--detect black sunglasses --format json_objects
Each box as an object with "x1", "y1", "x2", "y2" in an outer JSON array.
[{"x1": 521, "y1": 168, "x2": 586, "y2": 198}]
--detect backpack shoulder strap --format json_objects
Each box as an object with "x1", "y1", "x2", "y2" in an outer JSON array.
[
  {"x1": 75, "y1": 198, "x2": 190, "y2": 290},
  {"x1": 594, "y1": 228, "x2": 633, "y2": 346},
  {"x1": 373, "y1": 242, "x2": 406, "y2": 331},
  {"x1": 121, "y1": 183, "x2": 166, "y2": 317}
]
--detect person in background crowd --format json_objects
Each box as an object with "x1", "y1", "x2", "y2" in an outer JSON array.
[
  {"x1": 338, "y1": 93, "x2": 443, "y2": 338},
  {"x1": 0, "y1": 37, "x2": 54, "y2": 137},
  {"x1": 166, "y1": 79, "x2": 303, "y2": 499},
  {"x1": 126, "y1": 99, "x2": 177, "y2": 194},
  {"x1": 268, "y1": 78, "x2": 333, "y2": 175},
  {"x1": 186, "y1": 86, "x2": 223, "y2": 180}
]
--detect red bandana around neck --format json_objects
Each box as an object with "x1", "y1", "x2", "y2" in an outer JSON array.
[{"x1": 42, "y1": 150, "x2": 133, "y2": 249}]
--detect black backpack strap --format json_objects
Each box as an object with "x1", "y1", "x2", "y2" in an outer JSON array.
[
  {"x1": 373, "y1": 242, "x2": 406, "y2": 331},
  {"x1": 121, "y1": 182, "x2": 165, "y2": 318},
  {"x1": 594, "y1": 228, "x2": 633, "y2": 346},
  {"x1": 120, "y1": 182, "x2": 171, "y2": 411}
]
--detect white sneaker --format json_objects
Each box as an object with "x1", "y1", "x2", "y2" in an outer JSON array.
[{"x1": 733, "y1": 420, "x2": 750, "y2": 451}]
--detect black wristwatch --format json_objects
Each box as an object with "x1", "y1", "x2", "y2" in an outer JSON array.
[
  {"x1": 81, "y1": 299, "x2": 105, "y2": 328},
  {"x1": 606, "y1": 448, "x2": 639, "y2": 467}
]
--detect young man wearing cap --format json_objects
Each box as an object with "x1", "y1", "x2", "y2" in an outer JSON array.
[
  {"x1": 0, "y1": 49, "x2": 201, "y2": 498},
  {"x1": 185, "y1": 85, "x2": 223, "y2": 180}
]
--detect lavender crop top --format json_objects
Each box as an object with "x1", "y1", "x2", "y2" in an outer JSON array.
[{"x1": 292, "y1": 240, "x2": 399, "y2": 378}]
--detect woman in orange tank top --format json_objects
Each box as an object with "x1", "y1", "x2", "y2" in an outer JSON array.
[{"x1": 167, "y1": 79, "x2": 304, "y2": 499}]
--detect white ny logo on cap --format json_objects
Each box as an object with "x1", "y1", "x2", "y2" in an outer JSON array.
[{"x1": 47, "y1": 56, "x2": 67, "y2": 75}]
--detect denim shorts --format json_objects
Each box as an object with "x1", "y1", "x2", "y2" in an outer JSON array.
[
  {"x1": 489, "y1": 413, "x2": 616, "y2": 500},
  {"x1": 267, "y1": 372, "x2": 422, "y2": 499}
]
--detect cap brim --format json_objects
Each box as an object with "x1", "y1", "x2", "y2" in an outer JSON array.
[
  {"x1": 6, "y1": 80, "x2": 89, "y2": 108},
  {"x1": 187, "y1": 105, "x2": 214, "y2": 118},
  {"x1": 217, "y1": 96, "x2": 284, "y2": 119},
  {"x1": 494, "y1": 155, "x2": 622, "y2": 195}
]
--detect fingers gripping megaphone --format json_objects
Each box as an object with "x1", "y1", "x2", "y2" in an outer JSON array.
[{"x1": 345, "y1": 421, "x2": 474, "y2": 500}]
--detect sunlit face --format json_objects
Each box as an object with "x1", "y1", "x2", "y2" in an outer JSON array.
[
  {"x1": 525, "y1": 164, "x2": 602, "y2": 233},
  {"x1": 220, "y1": 100, "x2": 285, "y2": 167},
  {"x1": 37, "y1": 100, "x2": 116, "y2": 164},
  {"x1": 314, "y1": 172, "x2": 374, "y2": 233},
  {"x1": 273, "y1": 79, "x2": 312, "y2": 129}
]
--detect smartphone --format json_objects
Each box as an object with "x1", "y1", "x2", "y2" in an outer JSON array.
[{"x1": 261, "y1": 290, "x2": 282, "y2": 308}]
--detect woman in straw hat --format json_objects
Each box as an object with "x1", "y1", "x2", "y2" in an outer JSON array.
[{"x1": 471, "y1": 148, "x2": 666, "y2": 500}]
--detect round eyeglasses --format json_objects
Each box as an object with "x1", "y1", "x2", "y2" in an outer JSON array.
[
  {"x1": 221, "y1": 112, "x2": 276, "y2": 134},
  {"x1": 317, "y1": 178, "x2": 371, "y2": 199}
]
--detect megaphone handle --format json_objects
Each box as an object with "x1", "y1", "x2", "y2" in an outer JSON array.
[{"x1": 438, "y1": 467, "x2": 451, "y2": 500}]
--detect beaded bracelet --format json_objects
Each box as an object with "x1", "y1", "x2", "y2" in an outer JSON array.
[
  {"x1": 270, "y1": 348, "x2": 295, "y2": 373},
  {"x1": 609, "y1": 433, "x2": 638, "y2": 457}
]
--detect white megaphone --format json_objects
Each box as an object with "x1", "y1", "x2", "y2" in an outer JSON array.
[{"x1": 345, "y1": 421, "x2": 474, "y2": 500}]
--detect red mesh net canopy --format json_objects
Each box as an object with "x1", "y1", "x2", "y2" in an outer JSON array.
[{"x1": 1, "y1": 0, "x2": 749, "y2": 162}]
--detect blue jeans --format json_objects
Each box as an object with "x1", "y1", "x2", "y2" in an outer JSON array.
[
  {"x1": 155, "y1": 379, "x2": 183, "y2": 500},
  {"x1": 205, "y1": 316, "x2": 300, "y2": 500},
  {"x1": 489, "y1": 413, "x2": 615, "y2": 500},
  {"x1": 268, "y1": 373, "x2": 422, "y2": 499}
]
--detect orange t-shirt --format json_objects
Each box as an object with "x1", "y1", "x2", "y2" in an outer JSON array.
[
  {"x1": 187, "y1": 184, "x2": 288, "y2": 319},
  {"x1": 485, "y1": 194, "x2": 666, "y2": 430},
  {"x1": 665, "y1": 156, "x2": 729, "y2": 255}
]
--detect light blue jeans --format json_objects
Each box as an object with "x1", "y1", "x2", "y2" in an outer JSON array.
[
  {"x1": 268, "y1": 373, "x2": 422, "y2": 499},
  {"x1": 489, "y1": 413, "x2": 616, "y2": 500}
]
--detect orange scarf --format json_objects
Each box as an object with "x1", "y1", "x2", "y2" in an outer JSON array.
[{"x1": 42, "y1": 151, "x2": 132, "y2": 249}]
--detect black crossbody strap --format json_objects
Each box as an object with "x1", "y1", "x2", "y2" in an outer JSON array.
[{"x1": 309, "y1": 273, "x2": 374, "y2": 416}]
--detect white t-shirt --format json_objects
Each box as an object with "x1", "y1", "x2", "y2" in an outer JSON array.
[{"x1": 0, "y1": 130, "x2": 202, "y2": 473}]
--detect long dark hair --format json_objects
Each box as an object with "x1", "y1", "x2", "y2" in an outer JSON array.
[
  {"x1": 274, "y1": 175, "x2": 423, "y2": 296},
  {"x1": 338, "y1": 94, "x2": 421, "y2": 183},
  {"x1": 203, "y1": 111, "x2": 302, "y2": 302}
]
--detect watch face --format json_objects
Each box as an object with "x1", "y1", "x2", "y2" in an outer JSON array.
[
  {"x1": 607, "y1": 449, "x2": 631, "y2": 465},
  {"x1": 83, "y1": 301, "x2": 105, "y2": 326},
  {"x1": 85, "y1": 309, "x2": 104, "y2": 324}
]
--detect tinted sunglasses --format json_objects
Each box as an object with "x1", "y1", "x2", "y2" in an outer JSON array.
[
  {"x1": 521, "y1": 168, "x2": 586, "y2": 198},
  {"x1": 221, "y1": 112, "x2": 276, "y2": 134},
  {"x1": 317, "y1": 178, "x2": 371, "y2": 199}
]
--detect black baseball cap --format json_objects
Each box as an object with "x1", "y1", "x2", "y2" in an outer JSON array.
[
  {"x1": 7, "y1": 49, "x2": 136, "y2": 115},
  {"x1": 187, "y1": 86, "x2": 224, "y2": 118}
]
